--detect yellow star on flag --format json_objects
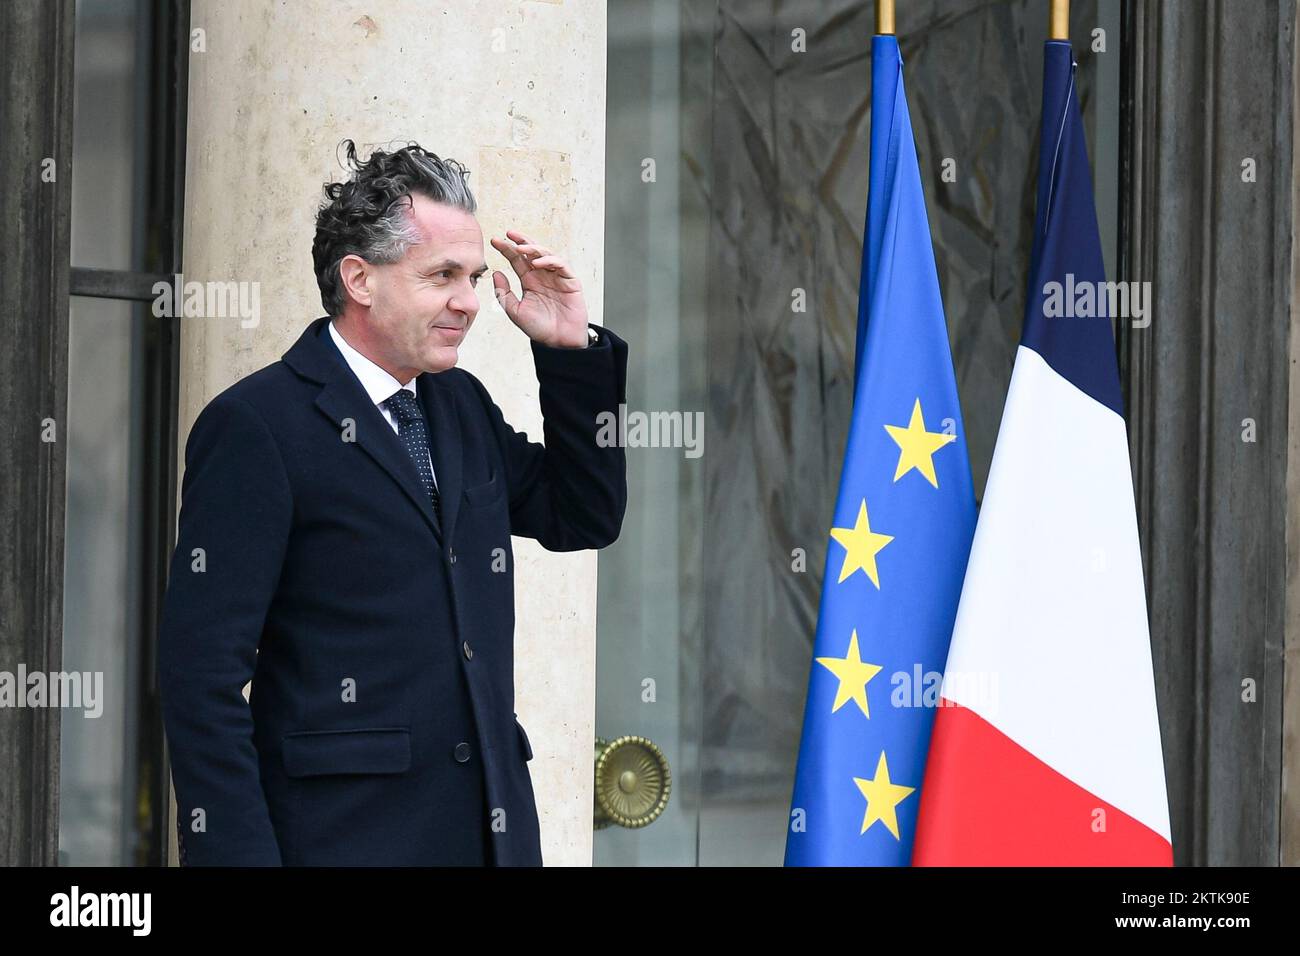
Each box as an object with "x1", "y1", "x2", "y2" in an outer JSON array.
[
  {"x1": 883, "y1": 398, "x2": 956, "y2": 487},
  {"x1": 829, "y1": 499, "x2": 893, "y2": 588},
  {"x1": 853, "y1": 751, "x2": 916, "y2": 840},
  {"x1": 815, "y1": 630, "x2": 884, "y2": 718}
]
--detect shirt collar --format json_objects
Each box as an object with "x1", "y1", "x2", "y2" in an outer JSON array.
[{"x1": 328, "y1": 319, "x2": 418, "y2": 406}]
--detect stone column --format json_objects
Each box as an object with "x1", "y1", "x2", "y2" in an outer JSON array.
[{"x1": 175, "y1": 0, "x2": 607, "y2": 866}]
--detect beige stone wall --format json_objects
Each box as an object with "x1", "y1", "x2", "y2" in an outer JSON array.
[{"x1": 172, "y1": 0, "x2": 607, "y2": 866}]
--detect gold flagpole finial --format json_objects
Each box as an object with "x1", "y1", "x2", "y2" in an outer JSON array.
[
  {"x1": 1049, "y1": 0, "x2": 1069, "y2": 40},
  {"x1": 876, "y1": 0, "x2": 895, "y2": 36}
]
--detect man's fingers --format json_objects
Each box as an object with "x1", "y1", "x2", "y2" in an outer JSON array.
[
  {"x1": 492, "y1": 236, "x2": 537, "y2": 281},
  {"x1": 496, "y1": 237, "x2": 574, "y2": 276},
  {"x1": 500, "y1": 240, "x2": 556, "y2": 267},
  {"x1": 491, "y1": 271, "x2": 521, "y2": 321},
  {"x1": 527, "y1": 255, "x2": 578, "y2": 278},
  {"x1": 494, "y1": 233, "x2": 554, "y2": 257},
  {"x1": 512, "y1": 241, "x2": 555, "y2": 260}
]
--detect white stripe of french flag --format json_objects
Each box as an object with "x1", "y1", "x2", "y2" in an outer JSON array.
[{"x1": 911, "y1": 346, "x2": 1173, "y2": 865}]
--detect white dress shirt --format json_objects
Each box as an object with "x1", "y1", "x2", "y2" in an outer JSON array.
[{"x1": 328, "y1": 319, "x2": 438, "y2": 489}]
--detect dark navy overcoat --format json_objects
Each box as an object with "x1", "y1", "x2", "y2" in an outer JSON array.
[{"x1": 158, "y1": 316, "x2": 627, "y2": 866}]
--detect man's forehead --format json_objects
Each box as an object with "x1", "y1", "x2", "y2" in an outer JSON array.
[
  {"x1": 408, "y1": 194, "x2": 481, "y2": 243},
  {"x1": 404, "y1": 200, "x2": 483, "y2": 270}
]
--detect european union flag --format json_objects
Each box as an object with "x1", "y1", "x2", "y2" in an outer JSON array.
[{"x1": 784, "y1": 35, "x2": 977, "y2": 866}]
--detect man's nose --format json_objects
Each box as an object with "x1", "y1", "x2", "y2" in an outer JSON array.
[{"x1": 449, "y1": 284, "x2": 480, "y2": 317}]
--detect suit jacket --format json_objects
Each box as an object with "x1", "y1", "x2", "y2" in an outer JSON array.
[{"x1": 158, "y1": 316, "x2": 628, "y2": 866}]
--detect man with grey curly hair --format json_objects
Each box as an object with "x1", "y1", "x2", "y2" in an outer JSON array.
[{"x1": 158, "y1": 139, "x2": 629, "y2": 867}]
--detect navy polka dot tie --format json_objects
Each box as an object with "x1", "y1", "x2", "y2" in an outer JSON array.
[{"x1": 383, "y1": 388, "x2": 440, "y2": 519}]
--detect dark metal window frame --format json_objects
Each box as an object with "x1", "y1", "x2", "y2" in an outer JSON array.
[
  {"x1": 63, "y1": 0, "x2": 190, "y2": 867},
  {"x1": 1117, "y1": 0, "x2": 1294, "y2": 866},
  {"x1": 0, "y1": 0, "x2": 76, "y2": 869}
]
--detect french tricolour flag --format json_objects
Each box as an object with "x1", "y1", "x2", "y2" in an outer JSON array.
[{"x1": 911, "y1": 40, "x2": 1173, "y2": 865}]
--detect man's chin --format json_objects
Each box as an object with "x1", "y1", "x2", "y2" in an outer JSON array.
[{"x1": 422, "y1": 345, "x2": 460, "y2": 373}]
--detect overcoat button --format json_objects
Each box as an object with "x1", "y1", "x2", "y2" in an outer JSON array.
[{"x1": 454, "y1": 742, "x2": 472, "y2": 762}]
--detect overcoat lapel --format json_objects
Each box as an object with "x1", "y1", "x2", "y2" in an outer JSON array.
[{"x1": 283, "y1": 317, "x2": 444, "y2": 542}]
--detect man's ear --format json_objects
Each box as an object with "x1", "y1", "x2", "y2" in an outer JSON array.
[{"x1": 338, "y1": 254, "x2": 373, "y2": 308}]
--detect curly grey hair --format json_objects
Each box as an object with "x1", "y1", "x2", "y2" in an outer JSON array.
[{"x1": 312, "y1": 139, "x2": 478, "y2": 316}]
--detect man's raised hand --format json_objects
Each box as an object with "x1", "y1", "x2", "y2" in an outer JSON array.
[{"x1": 490, "y1": 229, "x2": 590, "y2": 348}]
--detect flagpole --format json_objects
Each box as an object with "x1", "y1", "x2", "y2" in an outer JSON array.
[
  {"x1": 1049, "y1": 0, "x2": 1069, "y2": 40},
  {"x1": 876, "y1": 0, "x2": 895, "y2": 36}
]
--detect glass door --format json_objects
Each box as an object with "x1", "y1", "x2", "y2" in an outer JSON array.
[
  {"x1": 596, "y1": 0, "x2": 1121, "y2": 866},
  {"x1": 595, "y1": 0, "x2": 711, "y2": 865}
]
